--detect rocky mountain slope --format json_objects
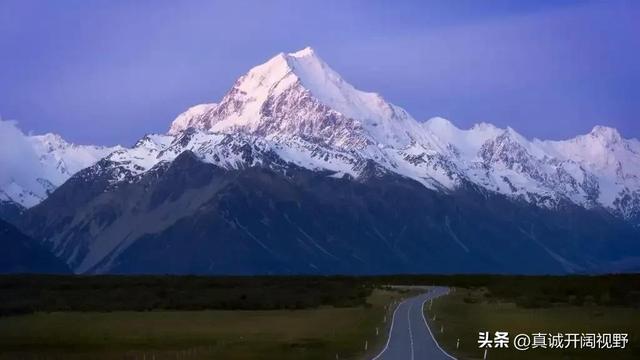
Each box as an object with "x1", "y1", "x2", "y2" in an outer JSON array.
[
  {"x1": 21, "y1": 150, "x2": 640, "y2": 275},
  {"x1": 12, "y1": 47, "x2": 640, "y2": 274},
  {"x1": 0, "y1": 218, "x2": 69, "y2": 274},
  {"x1": 168, "y1": 47, "x2": 640, "y2": 223}
]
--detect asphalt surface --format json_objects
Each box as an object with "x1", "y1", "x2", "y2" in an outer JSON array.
[{"x1": 372, "y1": 287, "x2": 457, "y2": 360}]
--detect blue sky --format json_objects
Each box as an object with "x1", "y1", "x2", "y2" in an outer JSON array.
[{"x1": 0, "y1": 0, "x2": 638, "y2": 145}]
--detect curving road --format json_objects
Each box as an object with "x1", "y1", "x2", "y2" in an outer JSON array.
[{"x1": 372, "y1": 287, "x2": 457, "y2": 360}]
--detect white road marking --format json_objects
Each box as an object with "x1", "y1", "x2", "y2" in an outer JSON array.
[
  {"x1": 408, "y1": 301, "x2": 415, "y2": 360},
  {"x1": 421, "y1": 288, "x2": 458, "y2": 360},
  {"x1": 371, "y1": 298, "x2": 408, "y2": 360}
]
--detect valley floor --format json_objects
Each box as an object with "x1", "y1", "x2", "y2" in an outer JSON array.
[
  {"x1": 0, "y1": 289, "x2": 401, "y2": 360},
  {"x1": 1, "y1": 275, "x2": 638, "y2": 359}
]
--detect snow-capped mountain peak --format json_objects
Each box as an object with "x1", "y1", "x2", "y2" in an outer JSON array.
[
  {"x1": 590, "y1": 125, "x2": 622, "y2": 144},
  {"x1": 7, "y1": 49, "x2": 638, "y2": 226},
  {"x1": 165, "y1": 48, "x2": 640, "y2": 223},
  {"x1": 168, "y1": 47, "x2": 423, "y2": 149},
  {"x1": 168, "y1": 103, "x2": 217, "y2": 135},
  {"x1": 32, "y1": 133, "x2": 68, "y2": 150},
  {"x1": 8, "y1": 48, "x2": 639, "y2": 276},
  {"x1": 0, "y1": 120, "x2": 121, "y2": 209},
  {"x1": 288, "y1": 46, "x2": 316, "y2": 58}
]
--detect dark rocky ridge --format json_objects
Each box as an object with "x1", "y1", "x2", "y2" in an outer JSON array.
[
  {"x1": 0, "y1": 218, "x2": 70, "y2": 274},
  {"x1": 19, "y1": 151, "x2": 640, "y2": 275}
]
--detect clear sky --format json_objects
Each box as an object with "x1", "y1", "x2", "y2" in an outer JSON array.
[{"x1": 1, "y1": 0, "x2": 638, "y2": 146}]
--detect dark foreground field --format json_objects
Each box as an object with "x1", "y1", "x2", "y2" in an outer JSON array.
[
  {"x1": 420, "y1": 275, "x2": 640, "y2": 360},
  {"x1": 0, "y1": 276, "x2": 407, "y2": 359},
  {"x1": 0, "y1": 290, "x2": 402, "y2": 360},
  {"x1": 428, "y1": 288, "x2": 640, "y2": 360},
  {"x1": 0, "y1": 274, "x2": 638, "y2": 359}
]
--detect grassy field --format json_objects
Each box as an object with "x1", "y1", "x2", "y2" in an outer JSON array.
[
  {"x1": 0, "y1": 288, "x2": 403, "y2": 360},
  {"x1": 426, "y1": 287, "x2": 640, "y2": 360},
  {"x1": 1, "y1": 274, "x2": 637, "y2": 359}
]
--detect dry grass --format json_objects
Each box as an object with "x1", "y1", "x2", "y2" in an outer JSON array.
[{"x1": 0, "y1": 289, "x2": 402, "y2": 360}]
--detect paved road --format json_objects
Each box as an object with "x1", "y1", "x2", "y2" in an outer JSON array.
[{"x1": 372, "y1": 287, "x2": 457, "y2": 360}]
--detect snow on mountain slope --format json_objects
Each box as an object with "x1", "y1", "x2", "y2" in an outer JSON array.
[
  {"x1": 537, "y1": 126, "x2": 640, "y2": 201},
  {"x1": 423, "y1": 119, "x2": 593, "y2": 206},
  {"x1": 168, "y1": 47, "x2": 439, "y2": 151},
  {"x1": 169, "y1": 103, "x2": 216, "y2": 134},
  {"x1": 163, "y1": 47, "x2": 456, "y2": 188},
  {"x1": 7, "y1": 48, "x2": 638, "y2": 225},
  {"x1": 422, "y1": 117, "x2": 640, "y2": 215},
  {"x1": 29, "y1": 133, "x2": 121, "y2": 185},
  {"x1": 160, "y1": 47, "x2": 639, "y2": 222},
  {"x1": 0, "y1": 121, "x2": 120, "y2": 209},
  {"x1": 15, "y1": 47, "x2": 639, "y2": 275},
  {"x1": 535, "y1": 126, "x2": 640, "y2": 218}
]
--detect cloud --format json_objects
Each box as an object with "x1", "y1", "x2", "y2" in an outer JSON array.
[{"x1": 0, "y1": 119, "x2": 44, "y2": 191}]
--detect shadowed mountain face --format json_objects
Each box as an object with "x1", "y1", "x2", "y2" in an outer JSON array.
[
  {"x1": 0, "y1": 201, "x2": 24, "y2": 225},
  {"x1": 0, "y1": 218, "x2": 69, "y2": 274},
  {"x1": 20, "y1": 151, "x2": 640, "y2": 275}
]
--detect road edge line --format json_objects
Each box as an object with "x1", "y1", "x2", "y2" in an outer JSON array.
[
  {"x1": 420, "y1": 288, "x2": 458, "y2": 360},
  {"x1": 371, "y1": 297, "x2": 408, "y2": 360}
]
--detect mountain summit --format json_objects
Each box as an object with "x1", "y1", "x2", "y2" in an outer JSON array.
[
  {"x1": 164, "y1": 48, "x2": 640, "y2": 219},
  {"x1": 169, "y1": 47, "x2": 426, "y2": 149},
  {"x1": 0, "y1": 125, "x2": 120, "y2": 214}
]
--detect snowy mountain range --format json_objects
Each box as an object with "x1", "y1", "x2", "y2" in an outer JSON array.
[
  {"x1": 95, "y1": 47, "x2": 640, "y2": 222},
  {"x1": 4, "y1": 47, "x2": 640, "y2": 274},
  {"x1": 0, "y1": 124, "x2": 120, "y2": 219}
]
